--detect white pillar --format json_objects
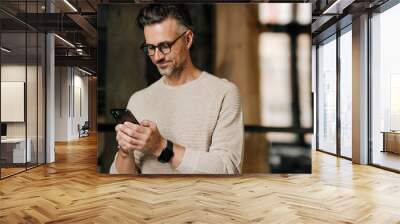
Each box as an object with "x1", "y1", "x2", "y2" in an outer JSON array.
[
  {"x1": 352, "y1": 14, "x2": 369, "y2": 164},
  {"x1": 46, "y1": 1, "x2": 55, "y2": 163}
]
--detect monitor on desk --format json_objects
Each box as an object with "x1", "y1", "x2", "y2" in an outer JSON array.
[{"x1": 1, "y1": 123, "x2": 7, "y2": 138}]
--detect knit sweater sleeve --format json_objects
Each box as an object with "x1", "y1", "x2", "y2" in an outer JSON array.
[{"x1": 175, "y1": 82, "x2": 244, "y2": 174}]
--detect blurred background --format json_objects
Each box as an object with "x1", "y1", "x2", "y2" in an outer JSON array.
[
  {"x1": 0, "y1": 1, "x2": 311, "y2": 176},
  {"x1": 96, "y1": 3, "x2": 312, "y2": 174}
]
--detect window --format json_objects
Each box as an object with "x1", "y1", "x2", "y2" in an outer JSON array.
[
  {"x1": 0, "y1": 1, "x2": 46, "y2": 179},
  {"x1": 259, "y1": 33, "x2": 295, "y2": 142},
  {"x1": 257, "y1": 3, "x2": 312, "y2": 172},
  {"x1": 259, "y1": 33, "x2": 292, "y2": 127},
  {"x1": 339, "y1": 27, "x2": 352, "y2": 158},
  {"x1": 258, "y1": 3, "x2": 292, "y2": 25},
  {"x1": 298, "y1": 33, "x2": 312, "y2": 129},
  {"x1": 258, "y1": 3, "x2": 312, "y2": 144},
  {"x1": 370, "y1": 2, "x2": 400, "y2": 171},
  {"x1": 317, "y1": 35, "x2": 337, "y2": 154}
]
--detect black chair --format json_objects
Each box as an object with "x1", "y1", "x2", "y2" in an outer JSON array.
[{"x1": 79, "y1": 121, "x2": 90, "y2": 138}]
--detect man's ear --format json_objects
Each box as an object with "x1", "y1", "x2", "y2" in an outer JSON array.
[{"x1": 186, "y1": 30, "x2": 194, "y2": 49}]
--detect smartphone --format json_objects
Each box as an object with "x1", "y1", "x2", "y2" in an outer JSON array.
[{"x1": 110, "y1": 109, "x2": 139, "y2": 125}]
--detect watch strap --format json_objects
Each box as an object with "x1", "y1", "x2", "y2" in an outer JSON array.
[{"x1": 157, "y1": 140, "x2": 174, "y2": 163}]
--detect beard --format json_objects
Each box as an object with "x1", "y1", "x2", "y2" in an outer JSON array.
[
  {"x1": 157, "y1": 65, "x2": 174, "y2": 76},
  {"x1": 157, "y1": 61, "x2": 183, "y2": 77}
]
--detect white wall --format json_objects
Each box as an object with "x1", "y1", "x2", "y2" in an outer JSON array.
[
  {"x1": 55, "y1": 67, "x2": 89, "y2": 141},
  {"x1": 72, "y1": 72, "x2": 89, "y2": 137},
  {"x1": 55, "y1": 67, "x2": 69, "y2": 141}
]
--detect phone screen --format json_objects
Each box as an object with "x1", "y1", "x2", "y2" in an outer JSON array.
[{"x1": 110, "y1": 109, "x2": 139, "y2": 124}]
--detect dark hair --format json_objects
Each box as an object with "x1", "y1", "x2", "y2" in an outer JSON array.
[{"x1": 136, "y1": 4, "x2": 193, "y2": 31}]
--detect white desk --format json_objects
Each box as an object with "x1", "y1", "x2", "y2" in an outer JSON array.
[{"x1": 1, "y1": 138, "x2": 32, "y2": 163}]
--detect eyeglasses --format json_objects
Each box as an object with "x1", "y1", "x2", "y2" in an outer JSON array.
[{"x1": 140, "y1": 30, "x2": 189, "y2": 56}]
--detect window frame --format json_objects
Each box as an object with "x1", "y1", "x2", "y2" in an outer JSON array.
[{"x1": 314, "y1": 18, "x2": 353, "y2": 160}]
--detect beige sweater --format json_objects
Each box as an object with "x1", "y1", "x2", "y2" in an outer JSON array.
[{"x1": 110, "y1": 71, "x2": 244, "y2": 174}]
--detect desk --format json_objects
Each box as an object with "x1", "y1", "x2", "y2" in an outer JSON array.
[
  {"x1": 382, "y1": 131, "x2": 400, "y2": 154},
  {"x1": 1, "y1": 138, "x2": 32, "y2": 163}
]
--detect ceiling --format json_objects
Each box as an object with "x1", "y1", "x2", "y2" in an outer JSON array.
[{"x1": 0, "y1": 0, "x2": 392, "y2": 74}]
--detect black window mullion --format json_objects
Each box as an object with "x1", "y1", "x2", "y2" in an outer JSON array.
[
  {"x1": 36, "y1": 0, "x2": 39, "y2": 168},
  {"x1": 25, "y1": 0, "x2": 28, "y2": 171},
  {"x1": 336, "y1": 28, "x2": 341, "y2": 157},
  {"x1": 0, "y1": 23, "x2": 2, "y2": 179},
  {"x1": 367, "y1": 11, "x2": 373, "y2": 166},
  {"x1": 316, "y1": 44, "x2": 319, "y2": 150}
]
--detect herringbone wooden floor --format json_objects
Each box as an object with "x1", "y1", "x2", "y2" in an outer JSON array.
[{"x1": 1, "y1": 134, "x2": 400, "y2": 224}]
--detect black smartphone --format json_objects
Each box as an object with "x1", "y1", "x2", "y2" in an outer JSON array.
[{"x1": 110, "y1": 109, "x2": 139, "y2": 125}]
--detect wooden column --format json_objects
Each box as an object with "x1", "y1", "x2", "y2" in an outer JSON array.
[
  {"x1": 215, "y1": 4, "x2": 269, "y2": 173},
  {"x1": 88, "y1": 76, "x2": 97, "y2": 133}
]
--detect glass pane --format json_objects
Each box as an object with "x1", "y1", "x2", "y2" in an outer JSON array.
[
  {"x1": 371, "y1": 4, "x2": 400, "y2": 171},
  {"x1": 27, "y1": 31, "x2": 38, "y2": 169},
  {"x1": 259, "y1": 33, "x2": 295, "y2": 142},
  {"x1": 296, "y1": 3, "x2": 312, "y2": 25},
  {"x1": 25, "y1": 0, "x2": 39, "y2": 169},
  {"x1": 259, "y1": 33, "x2": 291, "y2": 127},
  {"x1": 297, "y1": 34, "x2": 312, "y2": 129},
  {"x1": 317, "y1": 36, "x2": 337, "y2": 154},
  {"x1": 38, "y1": 32, "x2": 45, "y2": 165},
  {"x1": 258, "y1": 3, "x2": 293, "y2": 25},
  {"x1": 259, "y1": 33, "x2": 296, "y2": 143},
  {"x1": 39, "y1": 1, "x2": 46, "y2": 14},
  {"x1": 1, "y1": 31, "x2": 27, "y2": 177},
  {"x1": 339, "y1": 28, "x2": 352, "y2": 158}
]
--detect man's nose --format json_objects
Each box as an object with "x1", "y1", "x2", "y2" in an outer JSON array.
[{"x1": 153, "y1": 48, "x2": 164, "y2": 62}]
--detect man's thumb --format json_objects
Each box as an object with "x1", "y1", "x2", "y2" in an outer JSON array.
[{"x1": 140, "y1": 120, "x2": 150, "y2": 127}]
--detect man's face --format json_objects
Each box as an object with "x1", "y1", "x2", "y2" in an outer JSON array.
[{"x1": 143, "y1": 18, "x2": 189, "y2": 77}]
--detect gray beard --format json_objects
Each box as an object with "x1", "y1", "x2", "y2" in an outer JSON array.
[
  {"x1": 158, "y1": 66, "x2": 174, "y2": 76},
  {"x1": 158, "y1": 64, "x2": 183, "y2": 77}
]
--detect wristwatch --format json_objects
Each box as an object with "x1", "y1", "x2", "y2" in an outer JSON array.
[{"x1": 157, "y1": 140, "x2": 174, "y2": 163}]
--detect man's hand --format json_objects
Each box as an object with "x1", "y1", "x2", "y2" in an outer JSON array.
[
  {"x1": 117, "y1": 145, "x2": 130, "y2": 158},
  {"x1": 115, "y1": 120, "x2": 167, "y2": 157}
]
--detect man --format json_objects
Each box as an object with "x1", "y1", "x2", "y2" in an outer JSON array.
[{"x1": 109, "y1": 4, "x2": 244, "y2": 174}]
